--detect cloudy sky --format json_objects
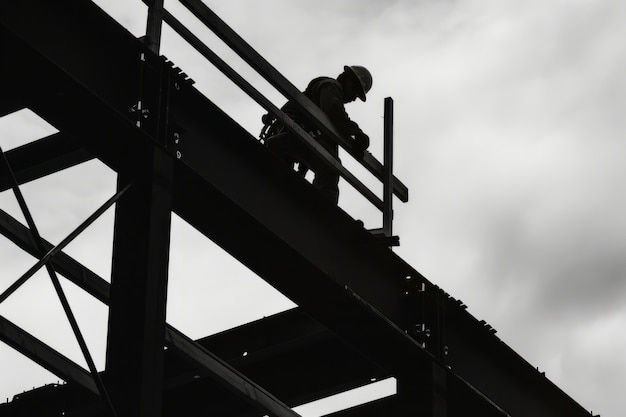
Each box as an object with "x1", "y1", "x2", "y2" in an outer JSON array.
[{"x1": 1, "y1": 0, "x2": 624, "y2": 415}]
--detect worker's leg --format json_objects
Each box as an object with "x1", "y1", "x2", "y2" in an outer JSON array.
[
  {"x1": 312, "y1": 166, "x2": 339, "y2": 204},
  {"x1": 266, "y1": 132, "x2": 300, "y2": 168}
]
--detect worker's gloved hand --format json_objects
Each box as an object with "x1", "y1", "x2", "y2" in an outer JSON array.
[{"x1": 353, "y1": 132, "x2": 370, "y2": 157}]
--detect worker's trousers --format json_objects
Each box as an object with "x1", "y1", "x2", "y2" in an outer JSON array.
[{"x1": 266, "y1": 132, "x2": 339, "y2": 205}]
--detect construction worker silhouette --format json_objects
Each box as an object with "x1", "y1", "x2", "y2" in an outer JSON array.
[{"x1": 261, "y1": 65, "x2": 372, "y2": 204}]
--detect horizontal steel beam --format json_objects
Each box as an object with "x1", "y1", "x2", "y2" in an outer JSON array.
[
  {"x1": 0, "y1": 315, "x2": 98, "y2": 396},
  {"x1": 0, "y1": 133, "x2": 93, "y2": 192}
]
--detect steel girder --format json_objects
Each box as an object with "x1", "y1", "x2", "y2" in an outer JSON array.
[
  {"x1": 0, "y1": 1, "x2": 593, "y2": 416},
  {"x1": 0, "y1": 134, "x2": 92, "y2": 193},
  {"x1": 0, "y1": 316, "x2": 98, "y2": 396},
  {"x1": 0, "y1": 205, "x2": 499, "y2": 416}
]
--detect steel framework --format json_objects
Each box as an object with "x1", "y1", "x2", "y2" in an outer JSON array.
[{"x1": 0, "y1": 1, "x2": 596, "y2": 416}]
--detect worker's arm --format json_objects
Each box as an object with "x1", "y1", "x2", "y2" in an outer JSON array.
[{"x1": 318, "y1": 84, "x2": 370, "y2": 154}]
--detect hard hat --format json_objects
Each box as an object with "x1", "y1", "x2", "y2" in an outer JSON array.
[{"x1": 344, "y1": 65, "x2": 372, "y2": 102}]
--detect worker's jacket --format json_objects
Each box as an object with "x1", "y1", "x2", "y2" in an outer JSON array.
[{"x1": 280, "y1": 76, "x2": 366, "y2": 155}]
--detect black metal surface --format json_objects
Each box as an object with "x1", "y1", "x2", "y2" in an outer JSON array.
[
  {"x1": 383, "y1": 97, "x2": 394, "y2": 238},
  {"x1": 0, "y1": 198, "x2": 503, "y2": 416},
  {"x1": 0, "y1": 207, "x2": 110, "y2": 305},
  {"x1": 105, "y1": 152, "x2": 174, "y2": 417},
  {"x1": 0, "y1": 316, "x2": 98, "y2": 396},
  {"x1": 193, "y1": 309, "x2": 390, "y2": 407},
  {"x1": 0, "y1": 204, "x2": 503, "y2": 417},
  {"x1": 0, "y1": 1, "x2": 595, "y2": 416},
  {"x1": 0, "y1": 182, "x2": 131, "y2": 304},
  {"x1": 0, "y1": 133, "x2": 92, "y2": 192},
  {"x1": 165, "y1": 326, "x2": 301, "y2": 417},
  {"x1": 0, "y1": 206, "x2": 383, "y2": 411}
]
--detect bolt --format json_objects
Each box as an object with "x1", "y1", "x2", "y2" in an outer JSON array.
[
  {"x1": 176, "y1": 150, "x2": 182, "y2": 159},
  {"x1": 174, "y1": 132, "x2": 180, "y2": 144},
  {"x1": 174, "y1": 82, "x2": 180, "y2": 90}
]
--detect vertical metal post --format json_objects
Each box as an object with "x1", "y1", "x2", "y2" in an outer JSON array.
[
  {"x1": 105, "y1": 41, "x2": 173, "y2": 416},
  {"x1": 397, "y1": 362, "x2": 448, "y2": 416},
  {"x1": 145, "y1": 0, "x2": 164, "y2": 54},
  {"x1": 383, "y1": 97, "x2": 394, "y2": 237},
  {"x1": 105, "y1": 149, "x2": 173, "y2": 417}
]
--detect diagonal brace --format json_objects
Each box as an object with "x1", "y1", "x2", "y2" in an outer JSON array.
[{"x1": 0, "y1": 146, "x2": 127, "y2": 416}]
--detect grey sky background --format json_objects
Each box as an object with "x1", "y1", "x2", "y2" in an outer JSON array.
[{"x1": 1, "y1": 1, "x2": 624, "y2": 415}]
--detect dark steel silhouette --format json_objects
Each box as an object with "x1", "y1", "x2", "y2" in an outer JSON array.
[{"x1": 0, "y1": 1, "x2": 597, "y2": 416}]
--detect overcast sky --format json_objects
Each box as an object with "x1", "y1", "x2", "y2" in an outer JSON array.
[{"x1": 1, "y1": 1, "x2": 624, "y2": 416}]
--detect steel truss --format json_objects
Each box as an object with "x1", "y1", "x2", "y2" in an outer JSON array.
[{"x1": 0, "y1": 1, "x2": 595, "y2": 416}]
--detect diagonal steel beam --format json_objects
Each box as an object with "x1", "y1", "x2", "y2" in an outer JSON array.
[
  {"x1": 165, "y1": 326, "x2": 302, "y2": 417},
  {"x1": 0, "y1": 145, "x2": 117, "y2": 416},
  {"x1": 0, "y1": 181, "x2": 132, "y2": 304},
  {"x1": 0, "y1": 315, "x2": 98, "y2": 396},
  {"x1": 0, "y1": 207, "x2": 110, "y2": 304}
]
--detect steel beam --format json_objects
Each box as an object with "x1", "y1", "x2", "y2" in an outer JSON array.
[
  {"x1": 105, "y1": 150, "x2": 174, "y2": 417},
  {"x1": 0, "y1": 202, "x2": 500, "y2": 416},
  {"x1": 0, "y1": 316, "x2": 98, "y2": 396},
  {"x1": 0, "y1": 133, "x2": 93, "y2": 192},
  {"x1": 165, "y1": 326, "x2": 301, "y2": 417},
  {"x1": 0, "y1": 207, "x2": 376, "y2": 412},
  {"x1": 0, "y1": 207, "x2": 110, "y2": 304}
]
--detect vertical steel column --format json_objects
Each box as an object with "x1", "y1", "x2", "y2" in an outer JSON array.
[
  {"x1": 397, "y1": 362, "x2": 448, "y2": 417},
  {"x1": 106, "y1": 13, "x2": 173, "y2": 413},
  {"x1": 383, "y1": 97, "x2": 394, "y2": 238},
  {"x1": 105, "y1": 149, "x2": 173, "y2": 417},
  {"x1": 145, "y1": 0, "x2": 164, "y2": 54}
]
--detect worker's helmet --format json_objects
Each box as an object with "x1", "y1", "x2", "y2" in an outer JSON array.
[{"x1": 344, "y1": 65, "x2": 372, "y2": 102}]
